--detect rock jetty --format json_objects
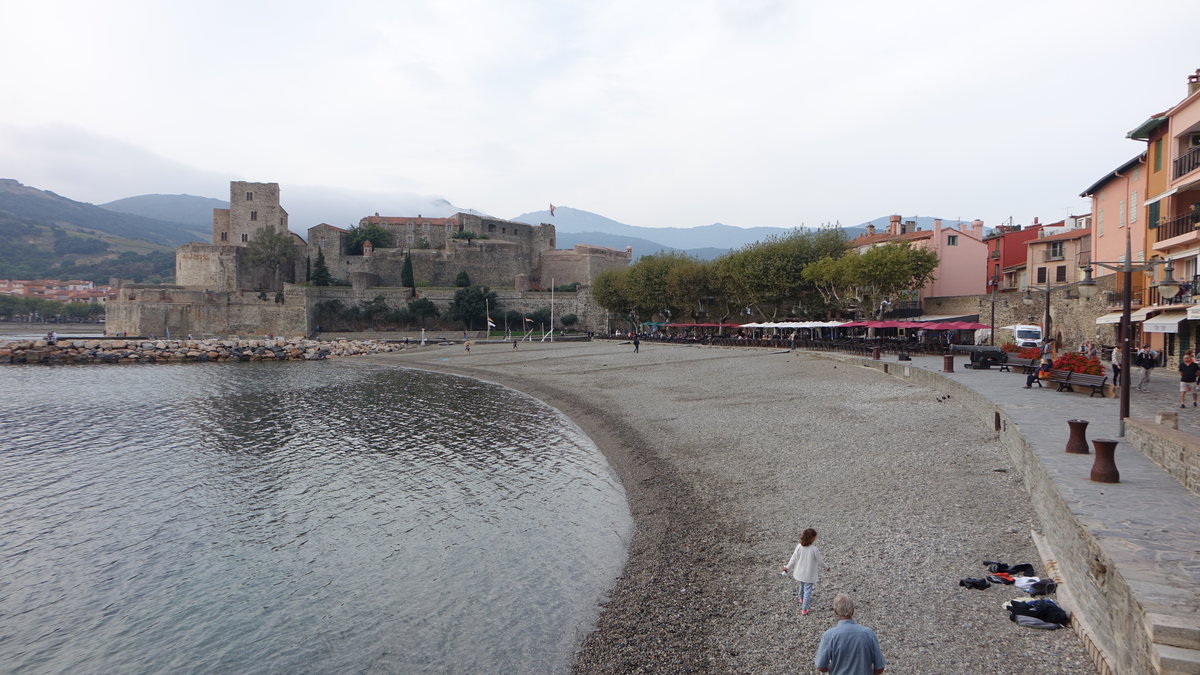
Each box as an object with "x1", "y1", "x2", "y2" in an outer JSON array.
[{"x1": 0, "y1": 337, "x2": 408, "y2": 365}]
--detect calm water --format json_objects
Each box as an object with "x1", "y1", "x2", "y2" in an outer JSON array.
[{"x1": 0, "y1": 362, "x2": 631, "y2": 673}]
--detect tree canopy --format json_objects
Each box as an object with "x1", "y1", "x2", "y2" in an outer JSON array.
[
  {"x1": 345, "y1": 223, "x2": 392, "y2": 255},
  {"x1": 310, "y1": 249, "x2": 333, "y2": 286},
  {"x1": 445, "y1": 285, "x2": 497, "y2": 330},
  {"x1": 245, "y1": 225, "x2": 298, "y2": 289},
  {"x1": 803, "y1": 243, "x2": 939, "y2": 317}
]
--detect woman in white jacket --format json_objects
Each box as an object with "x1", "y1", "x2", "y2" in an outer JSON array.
[{"x1": 783, "y1": 528, "x2": 827, "y2": 615}]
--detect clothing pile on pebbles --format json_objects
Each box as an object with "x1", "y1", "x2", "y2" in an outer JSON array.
[
  {"x1": 0, "y1": 337, "x2": 407, "y2": 364},
  {"x1": 376, "y1": 343, "x2": 1097, "y2": 674}
]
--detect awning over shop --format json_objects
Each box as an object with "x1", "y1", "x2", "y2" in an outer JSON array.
[
  {"x1": 1095, "y1": 311, "x2": 1124, "y2": 325},
  {"x1": 1143, "y1": 311, "x2": 1188, "y2": 333},
  {"x1": 1129, "y1": 307, "x2": 1156, "y2": 322}
]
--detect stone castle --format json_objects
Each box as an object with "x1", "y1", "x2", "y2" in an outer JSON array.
[{"x1": 106, "y1": 181, "x2": 631, "y2": 337}]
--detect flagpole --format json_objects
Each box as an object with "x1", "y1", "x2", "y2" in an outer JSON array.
[{"x1": 550, "y1": 278, "x2": 555, "y2": 343}]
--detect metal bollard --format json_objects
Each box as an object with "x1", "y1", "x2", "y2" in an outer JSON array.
[
  {"x1": 942, "y1": 354, "x2": 954, "y2": 373},
  {"x1": 1065, "y1": 419, "x2": 1090, "y2": 454},
  {"x1": 1090, "y1": 439, "x2": 1120, "y2": 483},
  {"x1": 871, "y1": 347, "x2": 881, "y2": 360}
]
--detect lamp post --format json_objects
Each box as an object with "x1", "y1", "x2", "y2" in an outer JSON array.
[
  {"x1": 988, "y1": 277, "x2": 1000, "y2": 345},
  {"x1": 1077, "y1": 227, "x2": 1181, "y2": 436},
  {"x1": 1022, "y1": 282, "x2": 1055, "y2": 349}
]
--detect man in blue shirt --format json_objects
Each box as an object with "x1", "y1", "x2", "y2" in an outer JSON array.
[{"x1": 815, "y1": 593, "x2": 886, "y2": 674}]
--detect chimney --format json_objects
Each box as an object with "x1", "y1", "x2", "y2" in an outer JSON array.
[
  {"x1": 866, "y1": 224, "x2": 876, "y2": 235},
  {"x1": 1033, "y1": 217, "x2": 1040, "y2": 227},
  {"x1": 933, "y1": 218, "x2": 942, "y2": 237},
  {"x1": 903, "y1": 220, "x2": 916, "y2": 234},
  {"x1": 972, "y1": 219, "x2": 984, "y2": 237},
  {"x1": 1190, "y1": 68, "x2": 1200, "y2": 97},
  {"x1": 889, "y1": 214, "x2": 902, "y2": 236}
]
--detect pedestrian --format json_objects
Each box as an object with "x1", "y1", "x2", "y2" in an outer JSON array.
[
  {"x1": 1136, "y1": 344, "x2": 1159, "y2": 391},
  {"x1": 633, "y1": 335, "x2": 640, "y2": 353},
  {"x1": 1110, "y1": 344, "x2": 1122, "y2": 387},
  {"x1": 815, "y1": 593, "x2": 886, "y2": 674},
  {"x1": 464, "y1": 340, "x2": 471, "y2": 353},
  {"x1": 512, "y1": 338, "x2": 518, "y2": 350},
  {"x1": 1024, "y1": 359, "x2": 1053, "y2": 388},
  {"x1": 783, "y1": 528, "x2": 828, "y2": 615},
  {"x1": 1180, "y1": 351, "x2": 1199, "y2": 408}
]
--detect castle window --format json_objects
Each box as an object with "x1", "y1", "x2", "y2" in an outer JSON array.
[
  {"x1": 250, "y1": 211, "x2": 258, "y2": 221},
  {"x1": 488, "y1": 223, "x2": 496, "y2": 232},
  {"x1": 241, "y1": 233, "x2": 248, "y2": 242},
  {"x1": 246, "y1": 192, "x2": 253, "y2": 201},
  {"x1": 220, "y1": 231, "x2": 227, "y2": 241}
]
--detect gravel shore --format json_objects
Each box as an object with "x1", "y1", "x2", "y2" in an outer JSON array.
[{"x1": 371, "y1": 341, "x2": 1095, "y2": 674}]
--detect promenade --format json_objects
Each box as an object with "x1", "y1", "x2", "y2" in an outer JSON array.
[{"x1": 368, "y1": 340, "x2": 1198, "y2": 673}]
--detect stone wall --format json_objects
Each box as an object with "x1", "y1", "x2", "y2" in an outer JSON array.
[
  {"x1": 106, "y1": 285, "x2": 308, "y2": 337},
  {"x1": 1125, "y1": 419, "x2": 1200, "y2": 496},
  {"x1": 924, "y1": 275, "x2": 1119, "y2": 348}
]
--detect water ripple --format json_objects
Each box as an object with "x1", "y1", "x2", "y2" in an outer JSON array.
[{"x1": 0, "y1": 362, "x2": 631, "y2": 673}]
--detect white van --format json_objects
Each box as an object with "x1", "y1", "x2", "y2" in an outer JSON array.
[{"x1": 1011, "y1": 324, "x2": 1043, "y2": 348}]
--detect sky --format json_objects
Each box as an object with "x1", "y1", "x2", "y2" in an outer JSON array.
[{"x1": 1, "y1": 0, "x2": 1199, "y2": 231}]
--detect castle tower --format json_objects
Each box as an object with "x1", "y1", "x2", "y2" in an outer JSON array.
[{"x1": 212, "y1": 181, "x2": 289, "y2": 246}]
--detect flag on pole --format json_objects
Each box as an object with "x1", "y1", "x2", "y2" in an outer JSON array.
[
  {"x1": 487, "y1": 316, "x2": 496, "y2": 328},
  {"x1": 549, "y1": 203, "x2": 556, "y2": 217},
  {"x1": 524, "y1": 317, "x2": 534, "y2": 323}
]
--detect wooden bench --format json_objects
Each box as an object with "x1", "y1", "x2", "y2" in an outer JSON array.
[
  {"x1": 1000, "y1": 357, "x2": 1039, "y2": 374},
  {"x1": 1045, "y1": 369, "x2": 1109, "y2": 397}
]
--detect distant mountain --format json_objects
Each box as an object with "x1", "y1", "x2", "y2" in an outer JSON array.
[
  {"x1": 0, "y1": 179, "x2": 209, "y2": 246},
  {"x1": 556, "y1": 231, "x2": 726, "y2": 261},
  {"x1": 101, "y1": 193, "x2": 227, "y2": 228},
  {"x1": 513, "y1": 206, "x2": 804, "y2": 250}
]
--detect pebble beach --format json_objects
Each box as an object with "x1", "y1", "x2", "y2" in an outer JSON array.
[{"x1": 371, "y1": 340, "x2": 1096, "y2": 674}]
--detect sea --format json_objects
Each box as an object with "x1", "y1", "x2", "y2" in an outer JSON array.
[{"x1": 0, "y1": 357, "x2": 632, "y2": 673}]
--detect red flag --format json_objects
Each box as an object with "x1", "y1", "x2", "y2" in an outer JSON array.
[{"x1": 549, "y1": 203, "x2": 556, "y2": 217}]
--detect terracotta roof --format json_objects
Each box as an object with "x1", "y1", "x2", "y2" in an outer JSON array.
[
  {"x1": 848, "y1": 230, "x2": 933, "y2": 247},
  {"x1": 362, "y1": 216, "x2": 453, "y2": 226},
  {"x1": 1031, "y1": 229, "x2": 1089, "y2": 244}
]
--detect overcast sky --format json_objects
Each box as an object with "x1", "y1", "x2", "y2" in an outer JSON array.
[{"x1": 2, "y1": 0, "x2": 1198, "y2": 230}]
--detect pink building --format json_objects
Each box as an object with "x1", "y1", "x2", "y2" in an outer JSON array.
[
  {"x1": 1078, "y1": 153, "x2": 1147, "y2": 277},
  {"x1": 849, "y1": 215, "x2": 987, "y2": 307}
]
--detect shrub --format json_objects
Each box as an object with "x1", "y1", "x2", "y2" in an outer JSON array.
[{"x1": 1053, "y1": 351, "x2": 1103, "y2": 375}]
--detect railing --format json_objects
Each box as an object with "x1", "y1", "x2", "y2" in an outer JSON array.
[
  {"x1": 1154, "y1": 210, "x2": 1200, "y2": 241},
  {"x1": 1042, "y1": 251, "x2": 1065, "y2": 261},
  {"x1": 990, "y1": 250, "x2": 1001, "y2": 259},
  {"x1": 1173, "y1": 143, "x2": 1200, "y2": 180},
  {"x1": 602, "y1": 334, "x2": 955, "y2": 356}
]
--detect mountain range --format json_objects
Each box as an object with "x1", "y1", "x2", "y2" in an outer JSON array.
[{"x1": 0, "y1": 177, "x2": 982, "y2": 283}]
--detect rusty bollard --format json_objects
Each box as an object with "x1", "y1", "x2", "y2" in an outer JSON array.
[
  {"x1": 1090, "y1": 439, "x2": 1120, "y2": 483},
  {"x1": 1065, "y1": 419, "x2": 1090, "y2": 454},
  {"x1": 871, "y1": 346, "x2": 881, "y2": 360},
  {"x1": 942, "y1": 354, "x2": 954, "y2": 373}
]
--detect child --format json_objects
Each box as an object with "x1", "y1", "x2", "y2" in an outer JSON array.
[
  {"x1": 1024, "y1": 359, "x2": 1052, "y2": 388},
  {"x1": 783, "y1": 528, "x2": 828, "y2": 615}
]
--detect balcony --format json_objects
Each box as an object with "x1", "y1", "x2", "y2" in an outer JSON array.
[
  {"x1": 989, "y1": 249, "x2": 1000, "y2": 259},
  {"x1": 1154, "y1": 210, "x2": 1200, "y2": 242},
  {"x1": 1042, "y1": 250, "x2": 1065, "y2": 262},
  {"x1": 1174, "y1": 144, "x2": 1200, "y2": 180}
]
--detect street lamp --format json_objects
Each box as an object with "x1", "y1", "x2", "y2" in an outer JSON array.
[{"x1": 1077, "y1": 228, "x2": 1181, "y2": 436}]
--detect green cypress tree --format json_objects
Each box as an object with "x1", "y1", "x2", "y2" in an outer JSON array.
[
  {"x1": 311, "y1": 249, "x2": 333, "y2": 287},
  {"x1": 401, "y1": 252, "x2": 415, "y2": 289}
]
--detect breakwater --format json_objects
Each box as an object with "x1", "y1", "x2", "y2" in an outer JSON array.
[{"x1": 0, "y1": 337, "x2": 409, "y2": 364}]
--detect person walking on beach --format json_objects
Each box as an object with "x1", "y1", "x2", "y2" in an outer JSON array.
[
  {"x1": 512, "y1": 338, "x2": 519, "y2": 351},
  {"x1": 633, "y1": 335, "x2": 640, "y2": 353},
  {"x1": 1136, "y1": 344, "x2": 1159, "y2": 391},
  {"x1": 464, "y1": 340, "x2": 471, "y2": 353},
  {"x1": 815, "y1": 593, "x2": 886, "y2": 674},
  {"x1": 783, "y1": 528, "x2": 827, "y2": 615},
  {"x1": 1180, "y1": 351, "x2": 1199, "y2": 408}
]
